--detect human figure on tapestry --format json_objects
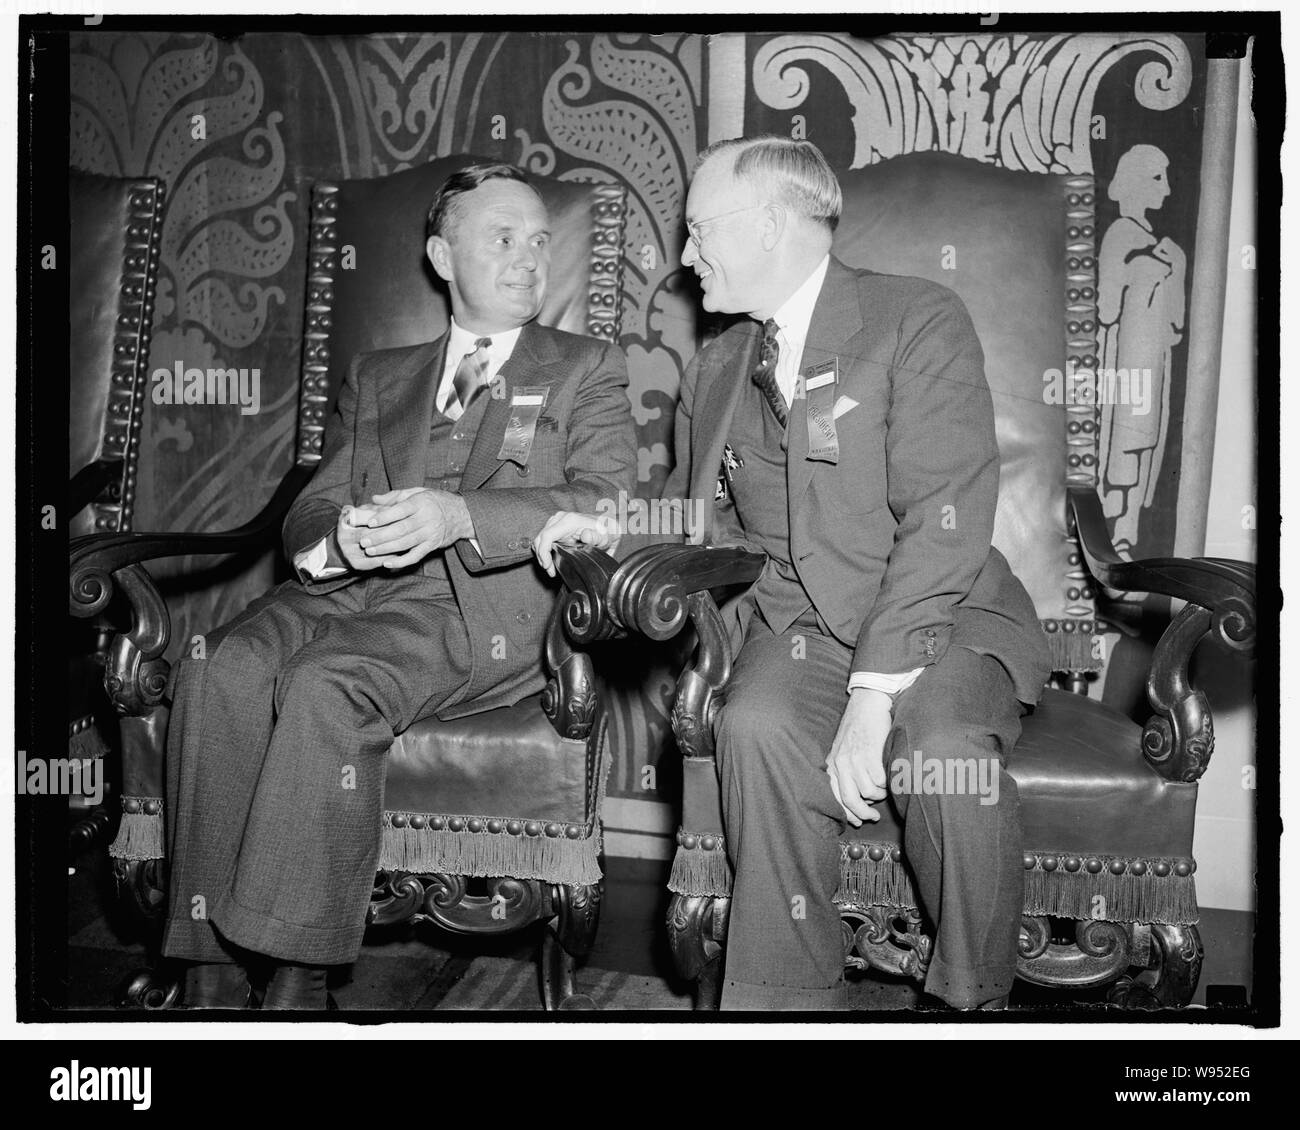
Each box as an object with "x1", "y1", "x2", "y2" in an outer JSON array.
[
  {"x1": 161, "y1": 164, "x2": 637, "y2": 1009},
  {"x1": 1097, "y1": 143, "x2": 1187, "y2": 557}
]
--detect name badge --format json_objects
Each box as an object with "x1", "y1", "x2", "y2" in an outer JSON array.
[
  {"x1": 497, "y1": 386, "x2": 550, "y2": 464},
  {"x1": 803, "y1": 359, "x2": 840, "y2": 464}
]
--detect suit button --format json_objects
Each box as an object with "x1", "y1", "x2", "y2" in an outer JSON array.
[
  {"x1": 449, "y1": 463, "x2": 461, "y2": 473},
  {"x1": 452, "y1": 432, "x2": 464, "y2": 441},
  {"x1": 518, "y1": 465, "x2": 530, "y2": 476},
  {"x1": 517, "y1": 611, "x2": 531, "y2": 624}
]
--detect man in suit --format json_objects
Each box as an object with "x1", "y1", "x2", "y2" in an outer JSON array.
[
  {"x1": 538, "y1": 137, "x2": 1050, "y2": 1010},
  {"x1": 163, "y1": 164, "x2": 636, "y2": 1008}
]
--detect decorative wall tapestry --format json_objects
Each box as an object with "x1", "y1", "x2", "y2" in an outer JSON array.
[{"x1": 69, "y1": 29, "x2": 1208, "y2": 806}]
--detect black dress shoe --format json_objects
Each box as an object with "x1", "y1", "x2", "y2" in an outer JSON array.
[
  {"x1": 183, "y1": 961, "x2": 253, "y2": 1009},
  {"x1": 262, "y1": 962, "x2": 329, "y2": 1010}
]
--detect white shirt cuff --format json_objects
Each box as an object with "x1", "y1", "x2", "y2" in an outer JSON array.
[
  {"x1": 294, "y1": 535, "x2": 348, "y2": 581},
  {"x1": 848, "y1": 667, "x2": 925, "y2": 696}
]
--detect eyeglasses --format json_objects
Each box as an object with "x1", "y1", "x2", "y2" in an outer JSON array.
[{"x1": 685, "y1": 203, "x2": 767, "y2": 249}]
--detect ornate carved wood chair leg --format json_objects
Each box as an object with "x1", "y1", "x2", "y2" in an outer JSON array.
[
  {"x1": 695, "y1": 956, "x2": 724, "y2": 1010},
  {"x1": 540, "y1": 923, "x2": 595, "y2": 1010},
  {"x1": 1106, "y1": 924, "x2": 1202, "y2": 1008},
  {"x1": 667, "y1": 893, "x2": 730, "y2": 1009},
  {"x1": 552, "y1": 881, "x2": 602, "y2": 959},
  {"x1": 119, "y1": 964, "x2": 182, "y2": 1010}
]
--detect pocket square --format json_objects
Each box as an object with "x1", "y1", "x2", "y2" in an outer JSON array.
[{"x1": 832, "y1": 395, "x2": 859, "y2": 420}]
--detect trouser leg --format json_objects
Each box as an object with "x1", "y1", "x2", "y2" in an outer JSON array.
[
  {"x1": 209, "y1": 577, "x2": 474, "y2": 964},
  {"x1": 713, "y1": 618, "x2": 852, "y2": 1010},
  {"x1": 162, "y1": 580, "x2": 365, "y2": 963},
  {"x1": 888, "y1": 647, "x2": 1026, "y2": 1008}
]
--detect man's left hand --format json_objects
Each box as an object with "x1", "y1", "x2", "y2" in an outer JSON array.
[
  {"x1": 356, "y1": 487, "x2": 473, "y2": 569},
  {"x1": 825, "y1": 688, "x2": 893, "y2": 827}
]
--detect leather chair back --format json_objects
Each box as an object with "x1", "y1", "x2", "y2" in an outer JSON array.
[
  {"x1": 832, "y1": 152, "x2": 1097, "y2": 668},
  {"x1": 69, "y1": 171, "x2": 164, "y2": 535},
  {"x1": 295, "y1": 156, "x2": 626, "y2": 464}
]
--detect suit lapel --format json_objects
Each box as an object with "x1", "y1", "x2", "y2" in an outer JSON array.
[
  {"x1": 378, "y1": 336, "x2": 446, "y2": 490},
  {"x1": 691, "y1": 323, "x2": 761, "y2": 544},
  {"x1": 787, "y1": 257, "x2": 865, "y2": 508},
  {"x1": 462, "y1": 320, "x2": 559, "y2": 489}
]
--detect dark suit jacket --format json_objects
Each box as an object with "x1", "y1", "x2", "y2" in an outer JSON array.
[
  {"x1": 659, "y1": 256, "x2": 1051, "y2": 705},
  {"x1": 282, "y1": 319, "x2": 637, "y2": 715}
]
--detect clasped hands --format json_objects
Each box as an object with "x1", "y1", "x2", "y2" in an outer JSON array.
[{"x1": 336, "y1": 488, "x2": 473, "y2": 571}]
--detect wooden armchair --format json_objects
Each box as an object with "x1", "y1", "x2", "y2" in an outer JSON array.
[
  {"x1": 604, "y1": 150, "x2": 1255, "y2": 1009},
  {"x1": 67, "y1": 170, "x2": 164, "y2": 853},
  {"x1": 68, "y1": 155, "x2": 628, "y2": 1009}
]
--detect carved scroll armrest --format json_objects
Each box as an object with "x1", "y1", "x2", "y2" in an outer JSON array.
[
  {"x1": 606, "y1": 544, "x2": 766, "y2": 762},
  {"x1": 1069, "y1": 487, "x2": 1255, "y2": 649},
  {"x1": 70, "y1": 462, "x2": 315, "y2": 619},
  {"x1": 1069, "y1": 489, "x2": 1257, "y2": 784},
  {"x1": 538, "y1": 544, "x2": 622, "y2": 740},
  {"x1": 70, "y1": 457, "x2": 125, "y2": 517}
]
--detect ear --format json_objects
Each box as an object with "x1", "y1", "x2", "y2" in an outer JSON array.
[
  {"x1": 759, "y1": 203, "x2": 787, "y2": 252},
  {"x1": 426, "y1": 235, "x2": 453, "y2": 283}
]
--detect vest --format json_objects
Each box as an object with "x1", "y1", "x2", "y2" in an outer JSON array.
[
  {"x1": 418, "y1": 378, "x2": 495, "y2": 593},
  {"x1": 725, "y1": 376, "x2": 817, "y2": 635}
]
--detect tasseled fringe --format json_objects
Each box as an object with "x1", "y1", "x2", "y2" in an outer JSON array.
[
  {"x1": 668, "y1": 836, "x2": 733, "y2": 897},
  {"x1": 68, "y1": 722, "x2": 109, "y2": 761},
  {"x1": 379, "y1": 814, "x2": 602, "y2": 886},
  {"x1": 1043, "y1": 624, "x2": 1104, "y2": 673},
  {"x1": 834, "y1": 842, "x2": 919, "y2": 910},
  {"x1": 1023, "y1": 852, "x2": 1198, "y2": 925},
  {"x1": 109, "y1": 797, "x2": 165, "y2": 862}
]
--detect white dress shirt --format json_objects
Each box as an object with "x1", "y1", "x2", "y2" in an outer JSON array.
[
  {"x1": 294, "y1": 320, "x2": 523, "y2": 580},
  {"x1": 768, "y1": 255, "x2": 923, "y2": 700},
  {"x1": 436, "y1": 320, "x2": 524, "y2": 420}
]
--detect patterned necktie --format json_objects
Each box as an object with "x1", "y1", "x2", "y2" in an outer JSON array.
[
  {"x1": 451, "y1": 337, "x2": 493, "y2": 418},
  {"x1": 751, "y1": 318, "x2": 786, "y2": 428}
]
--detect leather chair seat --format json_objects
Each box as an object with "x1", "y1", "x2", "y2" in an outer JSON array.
[
  {"x1": 837, "y1": 688, "x2": 1197, "y2": 860},
  {"x1": 680, "y1": 688, "x2": 1196, "y2": 863},
  {"x1": 384, "y1": 694, "x2": 590, "y2": 826}
]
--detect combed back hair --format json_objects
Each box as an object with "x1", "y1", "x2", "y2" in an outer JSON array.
[
  {"x1": 426, "y1": 163, "x2": 542, "y2": 242},
  {"x1": 696, "y1": 136, "x2": 842, "y2": 232}
]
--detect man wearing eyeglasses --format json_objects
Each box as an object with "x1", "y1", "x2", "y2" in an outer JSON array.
[{"x1": 538, "y1": 136, "x2": 1050, "y2": 1011}]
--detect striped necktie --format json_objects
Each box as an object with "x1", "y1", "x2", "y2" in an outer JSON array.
[
  {"x1": 751, "y1": 318, "x2": 786, "y2": 427},
  {"x1": 450, "y1": 337, "x2": 493, "y2": 419}
]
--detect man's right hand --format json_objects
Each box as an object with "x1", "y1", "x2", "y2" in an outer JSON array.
[
  {"x1": 335, "y1": 505, "x2": 385, "y2": 571},
  {"x1": 532, "y1": 511, "x2": 621, "y2": 577}
]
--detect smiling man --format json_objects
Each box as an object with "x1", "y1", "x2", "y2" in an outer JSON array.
[
  {"x1": 161, "y1": 164, "x2": 636, "y2": 1009},
  {"x1": 539, "y1": 137, "x2": 1050, "y2": 1011}
]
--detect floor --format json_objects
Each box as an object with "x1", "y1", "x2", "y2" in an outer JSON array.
[{"x1": 62, "y1": 847, "x2": 1256, "y2": 1015}]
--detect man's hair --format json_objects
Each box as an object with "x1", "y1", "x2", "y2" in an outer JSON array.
[
  {"x1": 425, "y1": 163, "x2": 542, "y2": 242},
  {"x1": 695, "y1": 136, "x2": 842, "y2": 232}
]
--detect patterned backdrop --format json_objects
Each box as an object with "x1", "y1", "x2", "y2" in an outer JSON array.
[{"x1": 69, "y1": 29, "x2": 1210, "y2": 803}]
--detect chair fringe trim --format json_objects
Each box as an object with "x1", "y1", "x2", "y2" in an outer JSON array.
[
  {"x1": 669, "y1": 836, "x2": 1199, "y2": 927},
  {"x1": 68, "y1": 719, "x2": 109, "y2": 761},
  {"x1": 108, "y1": 797, "x2": 165, "y2": 862},
  {"x1": 833, "y1": 842, "x2": 919, "y2": 911},
  {"x1": 1042, "y1": 621, "x2": 1105, "y2": 672},
  {"x1": 668, "y1": 831, "x2": 732, "y2": 897},
  {"x1": 379, "y1": 812, "x2": 602, "y2": 886},
  {"x1": 1022, "y1": 849, "x2": 1198, "y2": 925}
]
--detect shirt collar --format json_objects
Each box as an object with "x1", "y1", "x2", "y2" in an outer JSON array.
[
  {"x1": 446, "y1": 318, "x2": 524, "y2": 366},
  {"x1": 769, "y1": 254, "x2": 831, "y2": 349}
]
